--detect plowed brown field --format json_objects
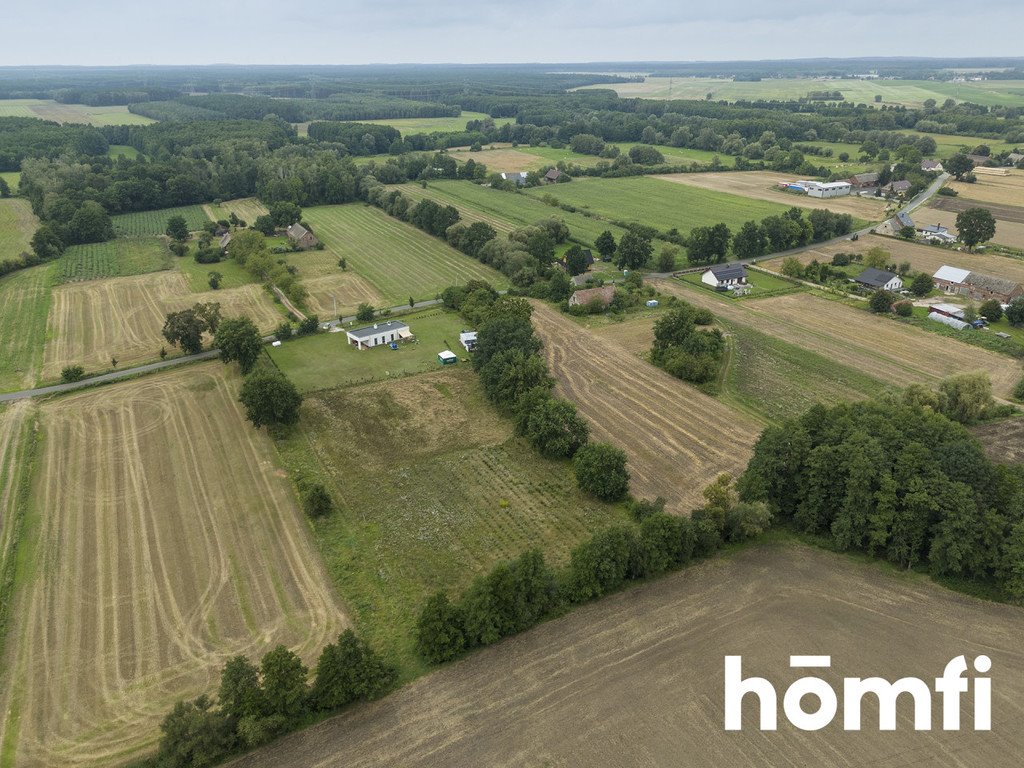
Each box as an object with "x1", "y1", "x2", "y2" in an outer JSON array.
[
  {"x1": 530, "y1": 302, "x2": 759, "y2": 512},
  {"x1": 654, "y1": 280, "x2": 1022, "y2": 399},
  {"x1": 43, "y1": 271, "x2": 281, "y2": 379},
  {"x1": 229, "y1": 542, "x2": 1024, "y2": 768},
  {"x1": 0, "y1": 365, "x2": 346, "y2": 767}
]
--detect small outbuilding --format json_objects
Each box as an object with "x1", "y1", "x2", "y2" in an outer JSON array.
[
  {"x1": 854, "y1": 267, "x2": 903, "y2": 292},
  {"x1": 438, "y1": 350, "x2": 458, "y2": 365},
  {"x1": 807, "y1": 181, "x2": 852, "y2": 198},
  {"x1": 219, "y1": 232, "x2": 232, "y2": 250},
  {"x1": 346, "y1": 320, "x2": 412, "y2": 350},
  {"x1": 928, "y1": 312, "x2": 972, "y2": 331},
  {"x1": 501, "y1": 171, "x2": 528, "y2": 186},
  {"x1": 701, "y1": 263, "x2": 748, "y2": 288},
  {"x1": 544, "y1": 168, "x2": 563, "y2": 183}
]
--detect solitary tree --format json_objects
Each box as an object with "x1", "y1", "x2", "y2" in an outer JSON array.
[
  {"x1": 910, "y1": 272, "x2": 934, "y2": 297},
  {"x1": 207, "y1": 271, "x2": 222, "y2": 290},
  {"x1": 356, "y1": 303, "x2": 375, "y2": 322},
  {"x1": 563, "y1": 244, "x2": 590, "y2": 276},
  {"x1": 166, "y1": 215, "x2": 189, "y2": 242},
  {"x1": 239, "y1": 369, "x2": 302, "y2": 428},
  {"x1": 945, "y1": 154, "x2": 974, "y2": 180},
  {"x1": 615, "y1": 230, "x2": 653, "y2": 270},
  {"x1": 955, "y1": 207, "x2": 996, "y2": 250},
  {"x1": 214, "y1": 317, "x2": 263, "y2": 374},
  {"x1": 594, "y1": 230, "x2": 617, "y2": 262}
]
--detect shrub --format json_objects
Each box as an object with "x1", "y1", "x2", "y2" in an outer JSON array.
[
  {"x1": 980, "y1": 299, "x2": 1003, "y2": 323},
  {"x1": 868, "y1": 290, "x2": 895, "y2": 313},
  {"x1": 573, "y1": 443, "x2": 630, "y2": 501},
  {"x1": 301, "y1": 483, "x2": 333, "y2": 518},
  {"x1": 893, "y1": 301, "x2": 913, "y2": 317},
  {"x1": 415, "y1": 592, "x2": 467, "y2": 664},
  {"x1": 60, "y1": 365, "x2": 85, "y2": 383},
  {"x1": 274, "y1": 321, "x2": 293, "y2": 341},
  {"x1": 297, "y1": 315, "x2": 320, "y2": 336},
  {"x1": 355, "y1": 303, "x2": 375, "y2": 322}
]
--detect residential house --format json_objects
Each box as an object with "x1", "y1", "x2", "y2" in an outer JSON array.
[
  {"x1": 884, "y1": 180, "x2": 912, "y2": 196},
  {"x1": 876, "y1": 211, "x2": 914, "y2": 236},
  {"x1": 500, "y1": 171, "x2": 528, "y2": 186},
  {"x1": 286, "y1": 222, "x2": 319, "y2": 249},
  {"x1": 544, "y1": 168, "x2": 563, "y2": 183},
  {"x1": 967, "y1": 154, "x2": 992, "y2": 167},
  {"x1": 921, "y1": 159, "x2": 944, "y2": 172},
  {"x1": 848, "y1": 171, "x2": 880, "y2": 189},
  {"x1": 570, "y1": 273, "x2": 594, "y2": 287},
  {"x1": 1009, "y1": 152, "x2": 1024, "y2": 166},
  {"x1": 854, "y1": 267, "x2": 903, "y2": 292},
  {"x1": 345, "y1": 320, "x2": 412, "y2": 350},
  {"x1": 918, "y1": 223, "x2": 956, "y2": 243},
  {"x1": 568, "y1": 285, "x2": 615, "y2": 309},
  {"x1": 701, "y1": 263, "x2": 748, "y2": 288}
]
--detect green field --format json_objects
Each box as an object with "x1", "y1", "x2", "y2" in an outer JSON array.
[
  {"x1": 301, "y1": 203, "x2": 510, "y2": 304},
  {"x1": 0, "y1": 264, "x2": 53, "y2": 392},
  {"x1": 0, "y1": 173, "x2": 20, "y2": 194},
  {"x1": 524, "y1": 176, "x2": 793, "y2": 236},
  {"x1": 269, "y1": 308, "x2": 468, "y2": 392},
  {"x1": 894, "y1": 131, "x2": 1018, "y2": 158},
  {"x1": 272, "y1": 366, "x2": 627, "y2": 676},
  {"x1": 0, "y1": 99, "x2": 155, "y2": 125},
  {"x1": 582, "y1": 77, "x2": 1024, "y2": 109},
  {"x1": 0, "y1": 199, "x2": 36, "y2": 262},
  {"x1": 348, "y1": 111, "x2": 515, "y2": 136},
  {"x1": 53, "y1": 238, "x2": 172, "y2": 282},
  {"x1": 107, "y1": 144, "x2": 140, "y2": 160},
  {"x1": 399, "y1": 180, "x2": 631, "y2": 246},
  {"x1": 111, "y1": 205, "x2": 210, "y2": 237},
  {"x1": 526, "y1": 143, "x2": 736, "y2": 170},
  {"x1": 204, "y1": 197, "x2": 269, "y2": 224},
  {"x1": 720, "y1": 320, "x2": 887, "y2": 423},
  {"x1": 176, "y1": 252, "x2": 256, "y2": 292}
]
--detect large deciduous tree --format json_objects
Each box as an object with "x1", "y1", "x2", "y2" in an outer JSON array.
[
  {"x1": 238, "y1": 369, "x2": 302, "y2": 428},
  {"x1": 214, "y1": 316, "x2": 263, "y2": 373},
  {"x1": 955, "y1": 207, "x2": 996, "y2": 250}
]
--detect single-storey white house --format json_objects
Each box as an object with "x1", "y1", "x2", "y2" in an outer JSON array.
[
  {"x1": 854, "y1": 267, "x2": 903, "y2": 292},
  {"x1": 701, "y1": 263, "x2": 748, "y2": 288},
  {"x1": 918, "y1": 223, "x2": 956, "y2": 243},
  {"x1": 807, "y1": 181, "x2": 852, "y2": 198},
  {"x1": 459, "y1": 331, "x2": 477, "y2": 352},
  {"x1": 346, "y1": 320, "x2": 412, "y2": 349}
]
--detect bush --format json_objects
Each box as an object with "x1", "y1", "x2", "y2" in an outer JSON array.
[
  {"x1": 980, "y1": 299, "x2": 1003, "y2": 323},
  {"x1": 573, "y1": 443, "x2": 630, "y2": 501},
  {"x1": 60, "y1": 365, "x2": 85, "y2": 383},
  {"x1": 301, "y1": 483, "x2": 333, "y2": 518},
  {"x1": 415, "y1": 592, "x2": 467, "y2": 664},
  {"x1": 355, "y1": 303, "x2": 375, "y2": 322},
  {"x1": 893, "y1": 301, "x2": 913, "y2": 317},
  {"x1": 868, "y1": 290, "x2": 895, "y2": 313},
  {"x1": 238, "y1": 369, "x2": 302, "y2": 429},
  {"x1": 297, "y1": 315, "x2": 320, "y2": 336},
  {"x1": 1015, "y1": 377, "x2": 1024, "y2": 402},
  {"x1": 274, "y1": 321, "x2": 293, "y2": 341}
]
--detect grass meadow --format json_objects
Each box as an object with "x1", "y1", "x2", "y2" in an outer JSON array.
[
  {"x1": 0, "y1": 99, "x2": 155, "y2": 125},
  {"x1": 349, "y1": 111, "x2": 514, "y2": 136}
]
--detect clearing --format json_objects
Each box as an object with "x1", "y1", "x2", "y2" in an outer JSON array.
[
  {"x1": 530, "y1": 302, "x2": 759, "y2": 512},
  {"x1": 111, "y1": 205, "x2": 211, "y2": 238},
  {"x1": 0, "y1": 99, "x2": 155, "y2": 126},
  {"x1": 654, "y1": 279, "x2": 1023, "y2": 399},
  {"x1": 43, "y1": 271, "x2": 281, "y2": 380},
  {"x1": 300, "y1": 204, "x2": 510, "y2": 304},
  {"x1": 0, "y1": 365, "x2": 345, "y2": 768},
  {"x1": 653, "y1": 171, "x2": 887, "y2": 220},
  {"x1": 273, "y1": 368, "x2": 627, "y2": 675},
  {"x1": 230, "y1": 541, "x2": 1024, "y2": 768},
  {"x1": 523, "y1": 176, "x2": 796, "y2": 236},
  {"x1": 0, "y1": 198, "x2": 37, "y2": 263},
  {"x1": 0, "y1": 264, "x2": 52, "y2": 392}
]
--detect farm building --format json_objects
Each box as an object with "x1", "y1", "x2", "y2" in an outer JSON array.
[
  {"x1": 884, "y1": 180, "x2": 912, "y2": 196},
  {"x1": 286, "y1": 222, "x2": 319, "y2": 249},
  {"x1": 848, "y1": 171, "x2": 880, "y2": 189},
  {"x1": 933, "y1": 265, "x2": 972, "y2": 293},
  {"x1": 932, "y1": 266, "x2": 1024, "y2": 303},
  {"x1": 568, "y1": 285, "x2": 615, "y2": 309},
  {"x1": 345, "y1": 320, "x2": 412, "y2": 350},
  {"x1": 1009, "y1": 152, "x2": 1024, "y2": 166},
  {"x1": 929, "y1": 303, "x2": 966, "y2": 320},
  {"x1": 459, "y1": 331, "x2": 477, "y2": 352},
  {"x1": 967, "y1": 155, "x2": 993, "y2": 167},
  {"x1": 544, "y1": 168, "x2": 563, "y2": 183},
  {"x1": 501, "y1": 171, "x2": 528, "y2": 186},
  {"x1": 921, "y1": 159, "x2": 944, "y2": 172},
  {"x1": 438, "y1": 350, "x2": 458, "y2": 365},
  {"x1": 808, "y1": 181, "x2": 852, "y2": 198},
  {"x1": 218, "y1": 232, "x2": 232, "y2": 250},
  {"x1": 876, "y1": 211, "x2": 914, "y2": 236},
  {"x1": 928, "y1": 312, "x2": 972, "y2": 331},
  {"x1": 854, "y1": 267, "x2": 903, "y2": 292},
  {"x1": 918, "y1": 223, "x2": 956, "y2": 243},
  {"x1": 570, "y1": 273, "x2": 594, "y2": 287},
  {"x1": 701, "y1": 263, "x2": 748, "y2": 288}
]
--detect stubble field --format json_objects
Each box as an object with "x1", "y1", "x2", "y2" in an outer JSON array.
[
  {"x1": 0, "y1": 366, "x2": 346, "y2": 768},
  {"x1": 230, "y1": 541, "x2": 1024, "y2": 768},
  {"x1": 927, "y1": 199, "x2": 1024, "y2": 249},
  {"x1": 530, "y1": 302, "x2": 759, "y2": 512},
  {"x1": 43, "y1": 271, "x2": 281, "y2": 379}
]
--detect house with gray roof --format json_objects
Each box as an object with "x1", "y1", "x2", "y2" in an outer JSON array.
[
  {"x1": 286, "y1": 222, "x2": 319, "y2": 250},
  {"x1": 701, "y1": 263, "x2": 747, "y2": 288},
  {"x1": 345, "y1": 320, "x2": 412, "y2": 350},
  {"x1": 854, "y1": 267, "x2": 903, "y2": 292}
]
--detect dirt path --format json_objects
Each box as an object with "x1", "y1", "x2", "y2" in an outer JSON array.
[{"x1": 229, "y1": 541, "x2": 1024, "y2": 768}]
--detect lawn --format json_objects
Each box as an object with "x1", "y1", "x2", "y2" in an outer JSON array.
[
  {"x1": 349, "y1": 111, "x2": 514, "y2": 136},
  {"x1": 268, "y1": 308, "x2": 469, "y2": 392},
  {"x1": 525, "y1": 176, "x2": 793, "y2": 237},
  {"x1": 53, "y1": 237, "x2": 172, "y2": 282},
  {"x1": 272, "y1": 367, "x2": 627, "y2": 677},
  {"x1": 398, "y1": 180, "x2": 631, "y2": 246},
  {"x1": 0, "y1": 263, "x2": 53, "y2": 392},
  {"x1": 111, "y1": 205, "x2": 210, "y2": 237},
  {"x1": 301, "y1": 203, "x2": 510, "y2": 304},
  {"x1": 176, "y1": 252, "x2": 256, "y2": 292},
  {"x1": 678, "y1": 269, "x2": 803, "y2": 299}
]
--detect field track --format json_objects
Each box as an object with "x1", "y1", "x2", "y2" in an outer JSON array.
[
  {"x1": 43, "y1": 271, "x2": 281, "y2": 380},
  {"x1": 0, "y1": 401, "x2": 34, "y2": 606},
  {"x1": 230, "y1": 541, "x2": 1024, "y2": 768},
  {"x1": 655, "y1": 280, "x2": 1023, "y2": 399},
  {"x1": 530, "y1": 302, "x2": 759, "y2": 512},
  {"x1": 0, "y1": 365, "x2": 346, "y2": 767}
]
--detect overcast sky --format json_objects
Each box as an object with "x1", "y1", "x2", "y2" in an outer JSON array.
[{"x1": 3, "y1": 0, "x2": 1021, "y2": 65}]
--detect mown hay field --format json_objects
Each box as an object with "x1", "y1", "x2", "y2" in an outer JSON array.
[
  {"x1": 43, "y1": 271, "x2": 281, "y2": 379},
  {"x1": 0, "y1": 264, "x2": 52, "y2": 392},
  {"x1": 0, "y1": 401, "x2": 35, "y2": 653},
  {"x1": 111, "y1": 205, "x2": 210, "y2": 237},
  {"x1": 301, "y1": 204, "x2": 510, "y2": 305},
  {"x1": 204, "y1": 198, "x2": 270, "y2": 225},
  {"x1": 943, "y1": 170, "x2": 1024, "y2": 206},
  {"x1": 53, "y1": 238, "x2": 173, "y2": 283},
  {"x1": 926, "y1": 197, "x2": 1024, "y2": 250},
  {"x1": 0, "y1": 99, "x2": 155, "y2": 125},
  {"x1": 655, "y1": 279, "x2": 1023, "y2": 399},
  {"x1": 0, "y1": 198, "x2": 37, "y2": 263},
  {"x1": 972, "y1": 417, "x2": 1024, "y2": 465},
  {"x1": 231, "y1": 541, "x2": 1024, "y2": 768},
  {"x1": 300, "y1": 272, "x2": 383, "y2": 318},
  {"x1": 523, "y1": 176, "x2": 794, "y2": 236},
  {"x1": 274, "y1": 368, "x2": 627, "y2": 675},
  {"x1": 654, "y1": 170, "x2": 886, "y2": 221},
  {"x1": 0, "y1": 365, "x2": 346, "y2": 768},
  {"x1": 530, "y1": 302, "x2": 760, "y2": 512}
]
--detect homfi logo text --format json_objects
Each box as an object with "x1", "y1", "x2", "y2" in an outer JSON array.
[{"x1": 724, "y1": 655, "x2": 991, "y2": 731}]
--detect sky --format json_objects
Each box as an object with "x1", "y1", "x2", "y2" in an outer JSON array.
[{"x1": 3, "y1": 0, "x2": 1022, "y2": 65}]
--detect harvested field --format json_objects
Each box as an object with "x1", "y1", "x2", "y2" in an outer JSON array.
[
  {"x1": 0, "y1": 198, "x2": 37, "y2": 263},
  {"x1": 944, "y1": 171, "x2": 1024, "y2": 207},
  {"x1": 0, "y1": 264, "x2": 52, "y2": 392},
  {"x1": 931, "y1": 196, "x2": 1024, "y2": 225},
  {"x1": 972, "y1": 417, "x2": 1024, "y2": 464},
  {"x1": 763, "y1": 233, "x2": 1024, "y2": 286},
  {"x1": 204, "y1": 198, "x2": 270, "y2": 224},
  {"x1": 926, "y1": 200, "x2": 1024, "y2": 249},
  {"x1": 0, "y1": 401, "x2": 34, "y2": 637},
  {"x1": 43, "y1": 271, "x2": 281, "y2": 379},
  {"x1": 654, "y1": 171, "x2": 888, "y2": 220},
  {"x1": 300, "y1": 272, "x2": 383, "y2": 317},
  {"x1": 0, "y1": 99, "x2": 155, "y2": 126},
  {"x1": 530, "y1": 302, "x2": 759, "y2": 512},
  {"x1": 654, "y1": 279, "x2": 1023, "y2": 400},
  {"x1": 0, "y1": 365, "x2": 346, "y2": 767},
  {"x1": 231, "y1": 541, "x2": 1024, "y2": 768},
  {"x1": 448, "y1": 147, "x2": 546, "y2": 173}
]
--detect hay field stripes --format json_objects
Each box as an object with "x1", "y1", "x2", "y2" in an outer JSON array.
[
  {"x1": 0, "y1": 401, "x2": 35, "y2": 641},
  {"x1": 300, "y1": 204, "x2": 510, "y2": 304},
  {"x1": 943, "y1": 171, "x2": 1024, "y2": 207},
  {"x1": 0, "y1": 199, "x2": 38, "y2": 263},
  {"x1": 300, "y1": 273, "x2": 383, "y2": 318},
  {"x1": 231, "y1": 541, "x2": 1024, "y2": 768},
  {"x1": 112, "y1": 206, "x2": 210, "y2": 238},
  {"x1": 655, "y1": 279, "x2": 1023, "y2": 399},
  {"x1": 0, "y1": 366, "x2": 346, "y2": 767},
  {"x1": 43, "y1": 271, "x2": 282, "y2": 380},
  {"x1": 0, "y1": 265, "x2": 53, "y2": 393},
  {"x1": 204, "y1": 198, "x2": 270, "y2": 225},
  {"x1": 530, "y1": 302, "x2": 759, "y2": 513},
  {"x1": 923, "y1": 206, "x2": 1024, "y2": 250}
]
